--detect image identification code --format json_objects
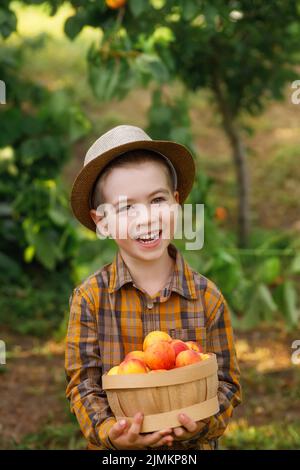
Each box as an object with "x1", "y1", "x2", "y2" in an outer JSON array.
[{"x1": 101, "y1": 454, "x2": 198, "y2": 466}]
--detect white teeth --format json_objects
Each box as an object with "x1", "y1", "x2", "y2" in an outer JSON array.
[{"x1": 137, "y1": 231, "x2": 160, "y2": 240}]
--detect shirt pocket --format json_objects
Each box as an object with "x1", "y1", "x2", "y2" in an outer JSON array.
[{"x1": 167, "y1": 326, "x2": 207, "y2": 353}]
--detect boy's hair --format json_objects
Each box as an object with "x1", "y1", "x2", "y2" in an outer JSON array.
[{"x1": 91, "y1": 149, "x2": 176, "y2": 210}]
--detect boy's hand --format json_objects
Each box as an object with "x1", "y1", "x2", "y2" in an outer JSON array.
[
  {"x1": 172, "y1": 413, "x2": 207, "y2": 441},
  {"x1": 108, "y1": 412, "x2": 174, "y2": 450}
]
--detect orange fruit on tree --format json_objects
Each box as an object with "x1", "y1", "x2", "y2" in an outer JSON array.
[
  {"x1": 215, "y1": 206, "x2": 228, "y2": 222},
  {"x1": 105, "y1": 0, "x2": 127, "y2": 9}
]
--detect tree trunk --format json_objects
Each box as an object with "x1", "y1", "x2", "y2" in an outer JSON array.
[{"x1": 211, "y1": 71, "x2": 250, "y2": 248}]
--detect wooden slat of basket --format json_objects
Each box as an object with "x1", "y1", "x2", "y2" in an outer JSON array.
[
  {"x1": 206, "y1": 373, "x2": 218, "y2": 400},
  {"x1": 106, "y1": 390, "x2": 126, "y2": 417},
  {"x1": 121, "y1": 397, "x2": 220, "y2": 433},
  {"x1": 103, "y1": 356, "x2": 217, "y2": 390},
  {"x1": 107, "y1": 374, "x2": 216, "y2": 418}
]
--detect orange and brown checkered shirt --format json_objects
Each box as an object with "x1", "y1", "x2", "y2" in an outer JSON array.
[{"x1": 65, "y1": 242, "x2": 241, "y2": 450}]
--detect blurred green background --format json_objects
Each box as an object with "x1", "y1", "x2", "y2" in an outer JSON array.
[{"x1": 0, "y1": 1, "x2": 300, "y2": 450}]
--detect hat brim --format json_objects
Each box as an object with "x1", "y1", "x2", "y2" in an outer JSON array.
[{"x1": 70, "y1": 139, "x2": 196, "y2": 232}]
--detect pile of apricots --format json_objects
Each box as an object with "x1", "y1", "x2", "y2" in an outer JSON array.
[{"x1": 107, "y1": 330, "x2": 210, "y2": 375}]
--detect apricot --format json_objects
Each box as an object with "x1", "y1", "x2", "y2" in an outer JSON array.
[
  {"x1": 175, "y1": 350, "x2": 202, "y2": 368},
  {"x1": 118, "y1": 358, "x2": 148, "y2": 375},
  {"x1": 170, "y1": 339, "x2": 189, "y2": 358},
  {"x1": 185, "y1": 341, "x2": 202, "y2": 353},
  {"x1": 144, "y1": 341, "x2": 175, "y2": 370},
  {"x1": 149, "y1": 369, "x2": 167, "y2": 373},
  {"x1": 143, "y1": 330, "x2": 172, "y2": 351},
  {"x1": 199, "y1": 353, "x2": 210, "y2": 360},
  {"x1": 125, "y1": 350, "x2": 146, "y2": 362}
]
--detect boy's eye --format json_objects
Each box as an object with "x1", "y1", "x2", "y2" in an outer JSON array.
[
  {"x1": 118, "y1": 205, "x2": 131, "y2": 212},
  {"x1": 152, "y1": 197, "x2": 165, "y2": 204},
  {"x1": 117, "y1": 198, "x2": 165, "y2": 213}
]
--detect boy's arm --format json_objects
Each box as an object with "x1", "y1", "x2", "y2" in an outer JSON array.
[
  {"x1": 65, "y1": 287, "x2": 117, "y2": 449},
  {"x1": 190, "y1": 288, "x2": 242, "y2": 443}
]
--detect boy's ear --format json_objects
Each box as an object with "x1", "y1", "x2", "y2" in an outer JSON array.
[
  {"x1": 90, "y1": 209, "x2": 110, "y2": 237},
  {"x1": 174, "y1": 190, "x2": 180, "y2": 203}
]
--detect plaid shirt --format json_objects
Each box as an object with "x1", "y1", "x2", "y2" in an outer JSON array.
[{"x1": 65, "y1": 242, "x2": 241, "y2": 450}]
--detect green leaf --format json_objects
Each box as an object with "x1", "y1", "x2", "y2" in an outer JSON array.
[
  {"x1": 282, "y1": 280, "x2": 299, "y2": 328},
  {"x1": 24, "y1": 245, "x2": 35, "y2": 263},
  {"x1": 89, "y1": 63, "x2": 111, "y2": 101},
  {"x1": 48, "y1": 207, "x2": 69, "y2": 226},
  {"x1": 238, "y1": 306, "x2": 260, "y2": 331},
  {"x1": 290, "y1": 254, "x2": 300, "y2": 274},
  {"x1": 256, "y1": 257, "x2": 281, "y2": 284},
  {"x1": 181, "y1": 2, "x2": 199, "y2": 21},
  {"x1": 68, "y1": 107, "x2": 91, "y2": 143},
  {"x1": 135, "y1": 53, "x2": 169, "y2": 83},
  {"x1": 0, "y1": 7, "x2": 17, "y2": 39},
  {"x1": 0, "y1": 252, "x2": 22, "y2": 282},
  {"x1": 236, "y1": 290, "x2": 261, "y2": 331},
  {"x1": 33, "y1": 231, "x2": 61, "y2": 270},
  {"x1": 64, "y1": 11, "x2": 86, "y2": 40},
  {"x1": 257, "y1": 283, "x2": 277, "y2": 313},
  {"x1": 23, "y1": 219, "x2": 62, "y2": 270},
  {"x1": 218, "y1": 250, "x2": 236, "y2": 264}
]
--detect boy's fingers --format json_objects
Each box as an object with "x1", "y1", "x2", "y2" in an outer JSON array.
[
  {"x1": 159, "y1": 428, "x2": 173, "y2": 435},
  {"x1": 149, "y1": 435, "x2": 174, "y2": 448},
  {"x1": 109, "y1": 419, "x2": 128, "y2": 441},
  {"x1": 177, "y1": 413, "x2": 197, "y2": 433},
  {"x1": 143, "y1": 429, "x2": 174, "y2": 447},
  {"x1": 127, "y1": 412, "x2": 144, "y2": 443},
  {"x1": 173, "y1": 426, "x2": 185, "y2": 437}
]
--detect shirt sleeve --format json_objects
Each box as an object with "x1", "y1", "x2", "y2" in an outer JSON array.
[
  {"x1": 65, "y1": 287, "x2": 117, "y2": 449},
  {"x1": 194, "y1": 287, "x2": 242, "y2": 443}
]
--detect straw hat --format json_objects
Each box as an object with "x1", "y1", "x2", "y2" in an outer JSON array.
[{"x1": 70, "y1": 125, "x2": 196, "y2": 232}]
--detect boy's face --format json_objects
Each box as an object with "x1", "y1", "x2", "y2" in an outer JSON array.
[{"x1": 90, "y1": 161, "x2": 180, "y2": 262}]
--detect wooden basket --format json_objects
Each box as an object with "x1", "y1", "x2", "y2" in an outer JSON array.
[{"x1": 102, "y1": 352, "x2": 219, "y2": 433}]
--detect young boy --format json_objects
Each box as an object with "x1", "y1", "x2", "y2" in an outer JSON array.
[{"x1": 65, "y1": 125, "x2": 242, "y2": 451}]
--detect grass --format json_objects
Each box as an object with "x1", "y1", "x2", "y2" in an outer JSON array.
[
  {"x1": 221, "y1": 421, "x2": 300, "y2": 450},
  {"x1": 3, "y1": 422, "x2": 86, "y2": 450},
  {"x1": 9, "y1": 421, "x2": 300, "y2": 450}
]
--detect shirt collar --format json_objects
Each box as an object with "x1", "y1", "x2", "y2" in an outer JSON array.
[{"x1": 108, "y1": 242, "x2": 197, "y2": 300}]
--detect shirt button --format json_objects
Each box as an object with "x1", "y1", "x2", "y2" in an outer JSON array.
[{"x1": 147, "y1": 301, "x2": 154, "y2": 309}]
